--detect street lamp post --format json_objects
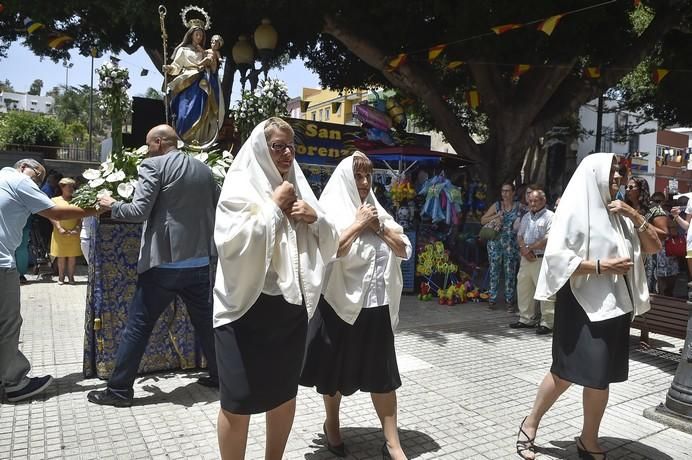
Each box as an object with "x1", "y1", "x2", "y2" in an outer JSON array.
[
  {"x1": 231, "y1": 18, "x2": 278, "y2": 91},
  {"x1": 62, "y1": 59, "x2": 74, "y2": 93},
  {"x1": 89, "y1": 48, "x2": 97, "y2": 161}
]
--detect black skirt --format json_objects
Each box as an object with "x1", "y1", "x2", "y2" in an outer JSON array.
[
  {"x1": 299, "y1": 296, "x2": 401, "y2": 396},
  {"x1": 550, "y1": 283, "x2": 631, "y2": 390},
  {"x1": 214, "y1": 293, "x2": 307, "y2": 414}
]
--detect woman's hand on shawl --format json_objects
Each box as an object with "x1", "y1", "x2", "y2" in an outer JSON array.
[
  {"x1": 355, "y1": 204, "x2": 379, "y2": 230},
  {"x1": 607, "y1": 200, "x2": 637, "y2": 220},
  {"x1": 289, "y1": 200, "x2": 318, "y2": 224},
  {"x1": 272, "y1": 181, "x2": 297, "y2": 212},
  {"x1": 601, "y1": 257, "x2": 634, "y2": 275}
]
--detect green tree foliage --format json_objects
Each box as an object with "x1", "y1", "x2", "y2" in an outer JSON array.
[
  {"x1": 28, "y1": 78, "x2": 43, "y2": 96},
  {"x1": 48, "y1": 84, "x2": 106, "y2": 137},
  {"x1": 140, "y1": 87, "x2": 163, "y2": 100},
  {"x1": 0, "y1": 78, "x2": 14, "y2": 92},
  {"x1": 0, "y1": 111, "x2": 65, "y2": 147},
  {"x1": 3, "y1": 1, "x2": 691, "y2": 192}
]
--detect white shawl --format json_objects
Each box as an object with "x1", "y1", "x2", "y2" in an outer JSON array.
[
  {"x1": 213, "y1": 121, "x2": 339, "y2": 327},
  {"x1": 319, "y1": 152, "x2": 411, "y2": 331},
  {"x1": 535, "y1": 152, "x2": 650, "y2": 322}
]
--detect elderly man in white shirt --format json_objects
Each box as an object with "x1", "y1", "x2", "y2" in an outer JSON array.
[{"x1": 510, "y1": 189, "x2": 555, "y2": 334}]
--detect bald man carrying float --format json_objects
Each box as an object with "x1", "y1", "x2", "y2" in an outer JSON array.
[{"x1": 88, "y1": 125, "x2": 219, "y2": 407}]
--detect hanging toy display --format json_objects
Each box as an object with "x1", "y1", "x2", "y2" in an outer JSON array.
[
  {"x1": 353, "y1": 92, "x2": 410, "y2": 148},
  {"x1": 418, "y1": 174, "x2": 463, "y2": 225}
]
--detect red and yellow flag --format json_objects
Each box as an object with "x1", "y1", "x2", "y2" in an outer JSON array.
[
  {"x1": 537, "y1": 14, "x2": 564, "y2": 36},
  {"x1": 447, "y1": 61, "x2": 464, "y2": 70},
  {"x1": 48, "y1": 34, "x2": 73, "y2": 49},
  {"x1": 513, "y1": 64, "x2": 532, "y2": 79},
  {"x1": 491, "y1": 23, "x2": 522, "y2": 35},
  {"x1": 466, "y1": 90, "x2": 480, "y2": 109},
  {"x1": 428, "y1": 44, "x2": 446, "y2": 62},
  {"x1": 652, "y1": 68, "x2": 669, "y2": 85},
  {"x1": 387, "y1": 53, "x2": 408, "y2": 71},
  {"x1": 584, "y1": 67, "x2": 601, "y2": 79}
]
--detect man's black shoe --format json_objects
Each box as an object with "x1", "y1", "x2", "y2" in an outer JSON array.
[
  {"x1": 536, "y1": 325, "x2": 553, "y2": 335},
  {"x1": 197, "y1": 376, "x2": 219, "y2": 388},
  {"x1": 87, "y1": 389, "x2": 132, "y2": 407},
  {"x1": 509, "y1": 321, "x2": 535, "y2": 329},
  {"x1": 6, "y1": 375, "x2": 53, "y2": 402}
]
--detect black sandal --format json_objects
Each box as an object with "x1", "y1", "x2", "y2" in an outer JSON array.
[
  {"x1": 576, "y1": 436, "x2": 607, "y2": 460},
  {"x1": 516, "y1": 417, "x2": 536, "y2": 459}
]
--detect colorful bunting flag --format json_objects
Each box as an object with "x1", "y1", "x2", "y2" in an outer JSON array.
[
  {"x1": 24, "y1": 17, "x2": 45, "y2": 34},
  {"x1": 536, "y1": 14, "x2": 564, "y2": 36},
  {"x1": 652, "y1": 68, "x2": 669, "y2": 84},
  {"x1": 584, "y1": 67, "x2": 601, "y2": 78},
  {"x1": 513, "y1": 64, "x2": 532, "y2": 79},
  {"x1": 387, "y1": 53, "x2": 408, "y2": 71},
  {"x1": 447, "y1": 61, "x2": 464, "y2": 70},
  {"x1": 47, "y1": 34, "x2": 73, "y2": 49},
  {"x1": 428, "y1": 44, "x2": 447, "y2": 62},
  {"x1": 466, "y1": 90, "x2": 480, "y2": 109},
  {"x1": 491, "y1": 24, "x2": 522, "y2": 35}
]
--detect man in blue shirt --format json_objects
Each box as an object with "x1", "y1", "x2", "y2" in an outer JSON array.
[{"x1": 1, "y1": 159, "x2": 99, "y2": 403}]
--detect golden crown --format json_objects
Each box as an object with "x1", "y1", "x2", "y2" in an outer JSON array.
[{"x1": 180, "y1": 5, "x2": 211, "y2": 30}]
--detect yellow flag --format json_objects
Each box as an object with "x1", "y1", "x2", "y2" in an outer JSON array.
[
  {"x1": 537, "y1": 14, "x2": 564, "y2": 36},
  {"x1": 428, "y1": 44, "x2": 447, "y2": 62},
  {"x1": 388, "y1": 53, "x2": 408, "y2": 71}
]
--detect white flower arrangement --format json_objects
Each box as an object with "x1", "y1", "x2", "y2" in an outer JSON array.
[
  {"x1": 71, "y1": 145, "x2": 233, "y2": 209},
  {"x1": 230, "y1": 78, "x2": 290, "y2": 141},
  {"x1": 96, "y1": 62, "x2": 131, "y2": 116}
]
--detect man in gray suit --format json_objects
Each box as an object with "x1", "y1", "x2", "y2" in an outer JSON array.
[{"x1": 87, "y1": 125, "x2": 218, "y2": 407}]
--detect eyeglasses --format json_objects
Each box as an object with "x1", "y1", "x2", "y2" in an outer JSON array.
[
  {"x1": 270, "y1": 142, "x2": 296, "y2": 153},
  {"x1": 626, "y1": 185, "x2": 638, "y2": 191},
  {"x1": 25, "y1": 166, "x2": 43, "y2": 185}
]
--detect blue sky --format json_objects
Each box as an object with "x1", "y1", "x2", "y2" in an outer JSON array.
[{"x1": 1, "y1": 41, "x2": 321, "y2": 104}]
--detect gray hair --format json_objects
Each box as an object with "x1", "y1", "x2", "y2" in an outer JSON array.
[
  {"x1": 14, "y1": 158, "x2": 43, "y2": 170},
  {"x1": 529, "y1": 189, "x2": 546, "y2": 200},
  {"x1": 263, "y1": 117, "x2": 294, "y2": 142}
]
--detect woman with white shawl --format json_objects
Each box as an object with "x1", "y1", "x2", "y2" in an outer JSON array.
[
  {"x1": 213, "y1": 118, "x2": 338, "y2": 460},
  {"x1": 515, "y1": 153, "x2": 661, "y2": 460},
  {"x1": 300, "y1": 153, "x2": 412, "y2": 460}
]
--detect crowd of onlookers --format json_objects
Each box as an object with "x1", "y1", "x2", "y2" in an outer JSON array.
[
  {"x1": 14, "y1": 169, "x2": 95, "y2": 285},
  {"x1": 481, "y1": 174, "x2": 691, "y2": 336}
]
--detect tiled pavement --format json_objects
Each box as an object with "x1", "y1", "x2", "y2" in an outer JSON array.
[{"x1": 2, "y1": 270, "x2": 691, "y2": 459}]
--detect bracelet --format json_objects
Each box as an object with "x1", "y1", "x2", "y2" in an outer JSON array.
[
  {"x1": 376, "y1": 221, "x2": 385, "y2": 236},
  {"x1": 596, "y1": 259, "x2": 601, "y2": 275},
  {"x1": 637, "y1": 220, "x2": 649, "y2": 233}
]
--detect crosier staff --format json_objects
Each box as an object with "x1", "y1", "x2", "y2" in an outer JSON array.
[{"x1": 158, "y1": 5, "x2": 169, "y2": 123}]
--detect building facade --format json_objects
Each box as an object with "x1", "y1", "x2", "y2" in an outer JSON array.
[{"x1": 0, "y1": 91, "x2": 54, "y2": 114}]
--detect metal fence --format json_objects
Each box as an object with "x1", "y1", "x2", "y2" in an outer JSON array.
[{"x1": 5, "y1": 144, "x2": 100, "y2": 162}]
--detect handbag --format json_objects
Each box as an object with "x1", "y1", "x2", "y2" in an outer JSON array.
[
  {"x1": 664, "y1": 234, "x2": 686, "y2": 257},
  {"x1": 479, "y1": 225, "x2": 499, "y2": 241},
  {"x1": 479, "y1": 206, "x2": 502, "y2": 241}
]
